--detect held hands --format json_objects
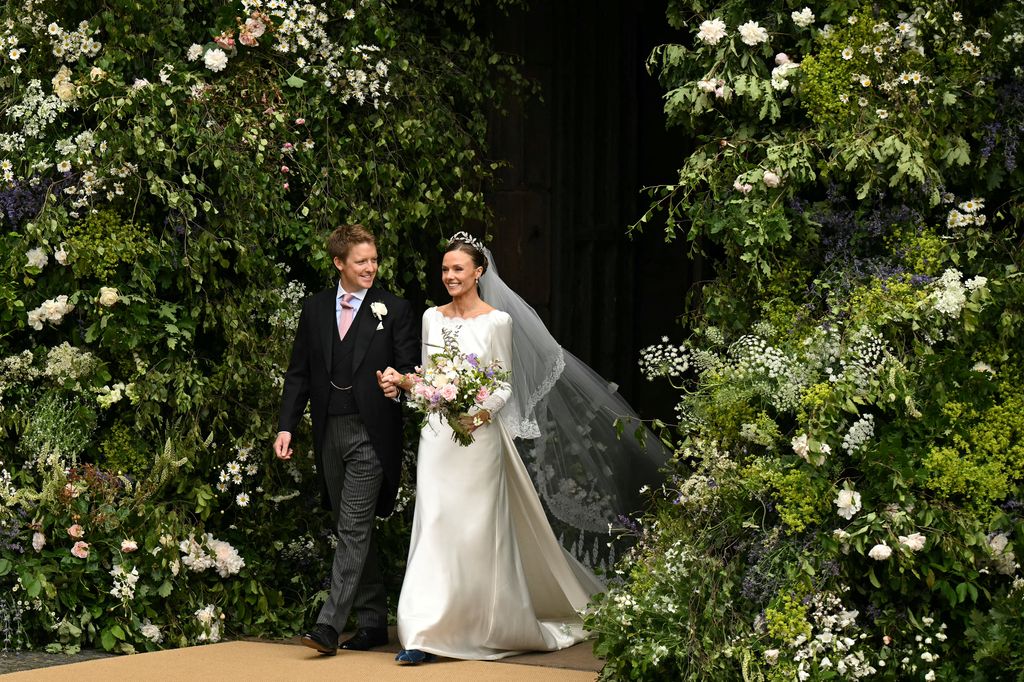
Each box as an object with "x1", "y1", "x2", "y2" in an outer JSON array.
[
  {"x1": 274, "y1": 431, "x2": 293, "y2": 460},
  {"x1": 376, "y1": 366, "x2": 407, "y2": 399}
]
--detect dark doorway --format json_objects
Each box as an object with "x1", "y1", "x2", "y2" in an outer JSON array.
[{"x1": 481, "y1": 1, "x2": 701, "y2": 417}]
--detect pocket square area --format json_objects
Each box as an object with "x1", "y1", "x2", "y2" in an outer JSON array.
[{"x1": 376, "y1": 321, "x2": 384, "y2": 330}]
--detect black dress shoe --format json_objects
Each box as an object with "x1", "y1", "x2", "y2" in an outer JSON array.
[
  {"x1": 340, "y1": 626, "x2": 389, "y2": 651},
  {"x1": 301, "y1": 623, "x2": 339, "y2": 655}
]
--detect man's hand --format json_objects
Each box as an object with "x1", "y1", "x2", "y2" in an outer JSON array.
[
  {"x1": 274, "y1": 431, "x2": 293, "y2": 460},
  {"x1": 377, "y1": 368, "x2": 400, "y2": 399}
]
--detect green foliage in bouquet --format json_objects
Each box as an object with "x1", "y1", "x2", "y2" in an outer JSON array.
[
  {"x1": 0, "y1": 0, "x2": 521, "y2": 653},
  {"x1": 587, "y1": 0, "x2": 1024, "y2": 680}
]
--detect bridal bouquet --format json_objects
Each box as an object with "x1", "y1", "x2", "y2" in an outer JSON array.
[{"x1": 406, "y1": 328, "x2": 509, "y2": 446}]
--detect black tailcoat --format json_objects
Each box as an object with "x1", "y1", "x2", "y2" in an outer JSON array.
[{"x1": 278, "y1": 284, "x2": 419, "y2": 516}]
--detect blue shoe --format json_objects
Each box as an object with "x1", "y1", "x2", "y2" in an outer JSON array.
[{"x1": 395, "y1": 649, "x2": 437, "y2": 665}]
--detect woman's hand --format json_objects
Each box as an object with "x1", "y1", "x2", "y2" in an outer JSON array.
[{"x1": 458, "y1": 409, "x2": 491, "y2": 434}]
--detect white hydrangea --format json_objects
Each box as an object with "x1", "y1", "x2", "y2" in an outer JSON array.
[
  {"x1": 928, "y1": 268, "x2": 967, "y2": 318},
  {"x1": 186, "y1": 44, "x2": 203, "y2": 61}
]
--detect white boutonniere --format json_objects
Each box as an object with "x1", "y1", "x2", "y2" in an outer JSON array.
[{"x1": 370, "y1": 302, "x2": 388, "y2": 330}]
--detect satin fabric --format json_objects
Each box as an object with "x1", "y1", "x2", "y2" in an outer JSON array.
[{"x1": 397, "y1": 308, "x2": 602, "y2": 660}]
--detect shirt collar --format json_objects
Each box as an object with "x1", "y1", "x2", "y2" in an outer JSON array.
[{"x1": 337, "y1": 281, "x2": 368, "y2": 302}]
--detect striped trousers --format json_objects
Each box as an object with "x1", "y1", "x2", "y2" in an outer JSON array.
[{"x1": 316, "y1": 414, "x2": 387, "y2": 631}]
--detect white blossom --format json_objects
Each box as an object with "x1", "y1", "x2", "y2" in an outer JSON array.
[
  {"x1": 792, "y1": 7, "x2": 815, "y2": 28},
  {"x1": 835, "y1": 488, "x2": 862, "y2": 520},
  {"x1": 204, "y1": 48, "x2": 229, "y2": 72},
  {"x1": 697, "y1": 18, "x2": 728, "y2": 45},
  {"x1": 738, "y1": 20, "x2": 769, "y2": 46},
  {"x1": 868, "y1": 543, "x2": 892, "y2": 560}
]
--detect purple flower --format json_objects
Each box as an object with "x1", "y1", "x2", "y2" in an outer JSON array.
[{"x1": 465, "y1": 353, "x2": 479, "y2": 368}]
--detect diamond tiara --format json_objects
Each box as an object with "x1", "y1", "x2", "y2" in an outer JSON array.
[{"x1": 447, "y1": 231, "x2": 484, "y2": 251}]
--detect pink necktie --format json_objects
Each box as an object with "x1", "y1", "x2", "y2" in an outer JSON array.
[{"x1": 338, "y1": 293, "x2": 355, "y2": 339}]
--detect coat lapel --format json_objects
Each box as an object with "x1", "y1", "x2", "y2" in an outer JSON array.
[
  {"x1": 351, "y1": 287, "x2": 378, "y2": 372},
  {"x1": 320, "y1": 287, "x2": 336, "y2": 373}
]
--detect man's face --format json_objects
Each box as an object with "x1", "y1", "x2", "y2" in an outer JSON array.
[{"x1": 334, "y1": 242, "x2": 378, "y2": 291}]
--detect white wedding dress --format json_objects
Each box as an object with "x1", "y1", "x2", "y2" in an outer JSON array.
[{"x1": 396, "y1": 307, "x2": 603, "y2": 660}]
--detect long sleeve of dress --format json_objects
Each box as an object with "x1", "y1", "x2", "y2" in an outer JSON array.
[{"x1": 479, "y1": 314, "x2": 513, "y2": 415}]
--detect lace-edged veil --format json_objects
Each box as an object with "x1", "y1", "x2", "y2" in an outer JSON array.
[{"x1": 479, "y1": 247, "x2": 668, "y2": 538}]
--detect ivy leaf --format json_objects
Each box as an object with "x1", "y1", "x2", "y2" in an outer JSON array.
[{"x1": 285, "y1": 74, "x2": 306, "y2": 88}]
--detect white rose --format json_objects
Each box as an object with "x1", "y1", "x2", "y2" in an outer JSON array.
[
  {"x1": 868, "y1": 543, "x2": 892, "y2": 560},
  {"x1": 32, "y1": 532, "x2": 46, "y2": 552},
  {"x1": 791, "y1": 433, "x2": 810, "y2": 460},
  {"x1": 697, "y1": 18, "x2": 728, "y2": 45},
  {"x1": 27, "y1": 307, "x2": 45, "y2": 330},
  {"x1": 26, "y1": 247, "x2": 48, "y2": 269},
  {"x1": 370, "y1": 301, "x2": 388, "y2": 318},
  {"x1": 764, "y1": 649, "x2": 780, "y2": 665},
  {"x1": 187, "y1": 43, "x2": 204, "y2": 61},
  {"x1": 55, "y1": 80, "x2": 77, "y2": 102},
  {"x1": 55, "y1": 247, "x2": 68, "y2": 265},
  {"x1": 835, "y1": 488, "x2": 862, "y2": 520},
  {"x1": 989, "y1": 533, "x2": 1009, "y2": 554},
  {"x1": 121, "y1": 538, "x2": 139, "y2": 552},
  {"x1": 90, "y1": 66, "x2": 106, "y2": 81},
  {"x1": 763, "y1": 170, "x2": 781, "y2": 187},
  {"x1": 898, "y1": 532, "x2": 926, "y2": 551},
  {"x1": 98, "y1": 286, "x2": 120, "y2": 307},
  {"x1": 204, "y1": 48, "x2": 229, "y2": 72},
  {"x1": 775, "y1": 52, "x2": 791, "y2": 65},
  {"x1": 738, "y1": 20, "x2": 769, "y2": 46}
]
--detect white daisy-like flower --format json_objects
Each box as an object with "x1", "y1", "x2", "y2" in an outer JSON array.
[
  {"x1": 57, "y1": 160, "x2": 72, "y2": 173},
  {"x1": 8, "y1": 48, "x2": 23, "y2": 60},
  {"x1": 47, "y1": 22, "x2": 61, "y2": 35},
  {"x1": 876, "y1": 108, "x2": 889, "y2": 119},
  {"x1": 842, "y1": 47, "x2": 854, "y2": 60},
  {"x1": 860, "y1": 76, "x2": 872, "y2": 87},
  {"x1": 236, "y1": 492, "x2": 250, "y2": 507}
]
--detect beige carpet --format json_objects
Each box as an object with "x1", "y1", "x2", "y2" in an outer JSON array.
[{"x1": 2, "y1": 641, "x2": 600, "y2": 681}]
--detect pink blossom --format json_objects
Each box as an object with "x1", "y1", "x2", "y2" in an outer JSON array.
[
  {"x1": 121, "y1": 539, "x2": 139, "y2": 552},
  {"x1": 282, "y1": 182, "x2": 289, "y2": 190},
  {"x1": 440, "y1": 383, "x2": 458, "y2": 401},
  {"x1": 280, "y1": 165, "x2": 290, "y2": 174},
  {"x1": 282, "y1": 142, "x2": 294, "y2": 151},
  {"x1": 295, "y1": 118, "x2": 306, "y2": 125},
  {"x1": 67, "y1": 524, "x2": 85, "y2": 539},
  {"x1": 245, "y1": 16, "x2": 267, "y2": 39},
  {"x1": 239, "y1": 30, "x2": 258, "y2": 47},
  {"x1": 71, "y1": 541, "x2": 90, "y2": 559},
  {"x1": 214, "y1": 33, "x2": 235, "y2": 49},
  {"x1": 476, "y1": 387, "x2": 490, "y2": 403}
]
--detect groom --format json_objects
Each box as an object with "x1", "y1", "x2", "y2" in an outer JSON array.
[{"x1": 274, "y1": 224, "x2": 419, "y2": 655}]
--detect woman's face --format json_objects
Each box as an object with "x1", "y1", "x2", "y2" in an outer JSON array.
[{"x1": 441, "y1": 249, "x2": 481, "y2": 299}]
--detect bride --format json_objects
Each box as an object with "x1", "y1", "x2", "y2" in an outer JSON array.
[{"x1": 380, "y1": 232, "x2": 664, "y2": 664}]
